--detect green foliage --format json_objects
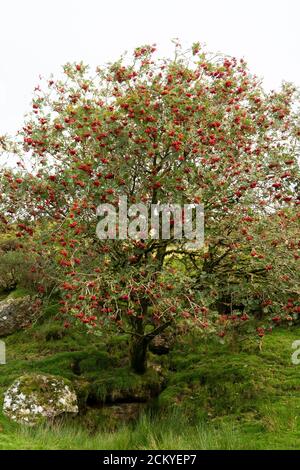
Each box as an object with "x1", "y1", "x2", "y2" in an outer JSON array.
[{"x1": 0, "y1": 250, "x2": 32, "y2": 293}]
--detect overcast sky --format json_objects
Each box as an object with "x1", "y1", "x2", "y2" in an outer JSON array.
[{"x1": 0, "y1": 0, "x2": 299, "y2": 135}]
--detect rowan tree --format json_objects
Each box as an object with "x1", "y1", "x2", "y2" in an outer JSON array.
[{"x1": 0, "y1": 42, "x2": 299, "y2": 372}]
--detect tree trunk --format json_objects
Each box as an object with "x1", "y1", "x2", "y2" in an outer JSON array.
[
  {"x1": 129, "y1": 300, "x2": 171, "y2": 374},
  {"x1": 130, "y1": 336, "x2": 149, "y2": 374},
  {"x1": 130, "y1": 319, "x2": 172, "y2": 374}
]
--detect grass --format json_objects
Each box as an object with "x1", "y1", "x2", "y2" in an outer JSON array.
[
  {"x1": 0, "y1": 411, "x2": 243, "y2": 450},
  {"x1": 1, "y1": 407, "x2": 299, "y2": 450},
  {"x1": 1, "y1": 301, "x2": 300, "y2": 449}
]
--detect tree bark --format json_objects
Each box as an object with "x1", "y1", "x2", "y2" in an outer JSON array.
[
  {"x1": 130, "y1": 319, "x2": 172, "y2": 374},
  {"x1": 130, "y1": 336, "x2": 149, "y2": 374}
]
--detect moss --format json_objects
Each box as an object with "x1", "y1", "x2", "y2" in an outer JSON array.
[
  {"x1": 88, "y1": 367, "x2": 163, "y2": 404},
  {"x1": 1, "y1": 307, "x2": 300, "y2": 447},
  {"x1": 76, "y1": 402, "x2": 148, "y2": 432},
  {"x1": 0, "y1": 312, "x2": 164, "y2": 412},
  {"x1": 78, "y1": 351, "x2": 114, "y2": 373},
  {"x1": 44, "y1": 325, "x2": 68, "y2": 342},
  {"x1": 158, "y1": 326, "x2": 300, "y2": 426},
  {"x1": 6, "y1": 287, "x2": 32, "y2": 299}
]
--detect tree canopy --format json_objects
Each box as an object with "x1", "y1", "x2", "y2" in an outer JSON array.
[{"x1": 0, "y1": 42, "x2": 299, "y2": 372}]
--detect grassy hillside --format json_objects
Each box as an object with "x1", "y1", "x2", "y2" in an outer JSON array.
[{"x1": 0, "y1": 303, "x2": 300, "y2": 450}]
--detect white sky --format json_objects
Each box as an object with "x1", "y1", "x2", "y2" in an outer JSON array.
[{"x1": 0, "y1": 0, "x2": 299, "y2": 135}]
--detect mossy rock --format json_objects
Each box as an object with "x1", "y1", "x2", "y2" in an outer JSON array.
[
  {"x1": 149, "y1": 333, "x2": 174, "y2": 355},
  {"x1": 0, "y1": 296, "x2": 38, "y2": 337},
  {"x1": 3, "y1": 373, "x2": 78, "y2": 425},
  {"x1": 81, "y1": 403, "x2": 147, "y2": 432}
]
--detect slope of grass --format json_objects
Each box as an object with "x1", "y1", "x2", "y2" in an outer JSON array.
[
  {"x1": 158, "y1": 327, "x2": 300, "y2": 449},
  {"x1": 0, "y1": 306, "x2": 300, "y2": 449}
]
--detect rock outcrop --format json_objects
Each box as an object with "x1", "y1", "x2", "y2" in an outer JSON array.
[
  {"x1": 0, "y1": 296, "x2": 37, "y2": 337},
  {"x1": 3, "y1": 373, "x2": 78, "y2": 425},
  {"x1": 149, "y1": 333, "x2": 174, "y2": 355}
]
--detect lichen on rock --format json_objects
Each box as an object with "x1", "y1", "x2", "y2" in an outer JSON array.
[{"x1": 3, "y1": 373, "x2": 78, "y2": 425}]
